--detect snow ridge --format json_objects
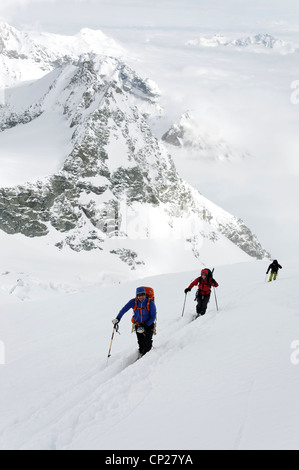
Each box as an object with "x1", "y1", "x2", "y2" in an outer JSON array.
[{"x1": 0, "y1": 21, "x2": 125, "y2": 88}]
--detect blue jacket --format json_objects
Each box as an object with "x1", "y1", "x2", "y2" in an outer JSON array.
[{"x1": 117, "y1": 297, "x2": 156, "y2": 326}]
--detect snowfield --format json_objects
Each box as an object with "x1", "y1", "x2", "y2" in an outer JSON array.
[{"x1": 1, "y1": 256, "x2": 299, "y2": 450}]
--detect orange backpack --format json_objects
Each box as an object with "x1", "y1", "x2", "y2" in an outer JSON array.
[{"x1": 142, "y1": 287, "x2": 155, "y2": 302}]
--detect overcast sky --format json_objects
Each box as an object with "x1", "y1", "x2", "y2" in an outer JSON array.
[
  {"x1": 1, "y1": 0, "x2": 299, "y2": 260},
  {"x1": 1, "y1": 0, "x2": 299, "y2": 34}
]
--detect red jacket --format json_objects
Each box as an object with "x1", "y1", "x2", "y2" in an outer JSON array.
[{"x1": 188, "y1": 276, "x2": 219, "y2": 296}]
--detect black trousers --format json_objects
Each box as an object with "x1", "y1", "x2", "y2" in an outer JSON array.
[
  {"x1": 196, "y1": 293, "x2": 211, "y2": 316},
  {"x1": 136, "y1": 323, "x2": 154, "y2": 356}
]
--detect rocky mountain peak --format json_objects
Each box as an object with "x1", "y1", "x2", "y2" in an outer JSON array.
[
  {"x1": 162, "y1": 111, "x2": 248, "y2": 162},
  {"x1": 0, "y1": 23, "x2": 270, "y2": 272}
]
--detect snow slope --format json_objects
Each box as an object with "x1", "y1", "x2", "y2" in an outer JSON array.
[
  {"x1": 0, "y1": 259, "x2": 298, "y2": 450},
  {"x1": 0, "y1": 110, "x2": 73, "y2": 187}
]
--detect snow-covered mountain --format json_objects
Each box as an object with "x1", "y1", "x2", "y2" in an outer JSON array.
[
  {"x1": 162, "y1": 111, "x2": 248, "y2": 162},
  {"x1": 0, "y1": 23, "x2": 269, "y2": 280},
  {"x1": 0, "y1": 21, "x2": 125, "y2": 87},
  {"x1": 0, "y1": 22, "x2": 70, "y2": 87},
  {"x1": 186, "y1": 33, "x2": 297, "y2": 54},
  {"x1": 230, "y1": 33, "x2": 294, "y2": 52}
]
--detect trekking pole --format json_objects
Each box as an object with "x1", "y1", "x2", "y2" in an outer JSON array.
[
  {"x1": 106, "y1": 323, "x2": 119, "y2": 365},
  {"x1": 213, "y1": 287, "x2": 219, "y2": 311},
  {"x1": 211, "y1": 268, "x2": 219, "y2": 311},
  {"x1": 182, "y1": 293, "x2": 187, "y2": 317}
]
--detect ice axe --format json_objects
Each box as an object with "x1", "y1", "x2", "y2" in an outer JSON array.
[
  {"x1": 106, "y1": 322, "x2": 120, "y2": 365},
  {"x1": 181, "y1": 292, "x2": 187, "y2": 317}
]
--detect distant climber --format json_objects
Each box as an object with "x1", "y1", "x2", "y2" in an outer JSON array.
[
  {"x1": 112, "y1": 287, "x2": 156, "y2": 357},
  {"x1": 184, "y1": 268, "x2": 219, "y2": 317},
  {"x1": 266, "y1": 260, "x2": 282, "y2": 282}
]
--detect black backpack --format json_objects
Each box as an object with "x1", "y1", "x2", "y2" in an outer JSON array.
[{"x1": 201, "y1": 268, "x2": 213, "y2": 281}]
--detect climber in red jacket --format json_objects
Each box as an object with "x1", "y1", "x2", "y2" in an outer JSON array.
[{"x1": 184, "y1": 268, "x2": 219, "y2": 317}]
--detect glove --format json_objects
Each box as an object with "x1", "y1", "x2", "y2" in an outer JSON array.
[
  {"x1": 112, "y1": 318, "x2": 120, "y2": 326},
  {"x1": 136, "y1": 326, "x2": 145, "y2": 334},
  {"x1": 184, "y1": 288, "x2": 191, "y2": 294}
]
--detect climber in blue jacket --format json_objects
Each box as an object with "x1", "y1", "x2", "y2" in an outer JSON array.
[{"x1": 113, "y1": 286, "x2": 156, "y2": 356}]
